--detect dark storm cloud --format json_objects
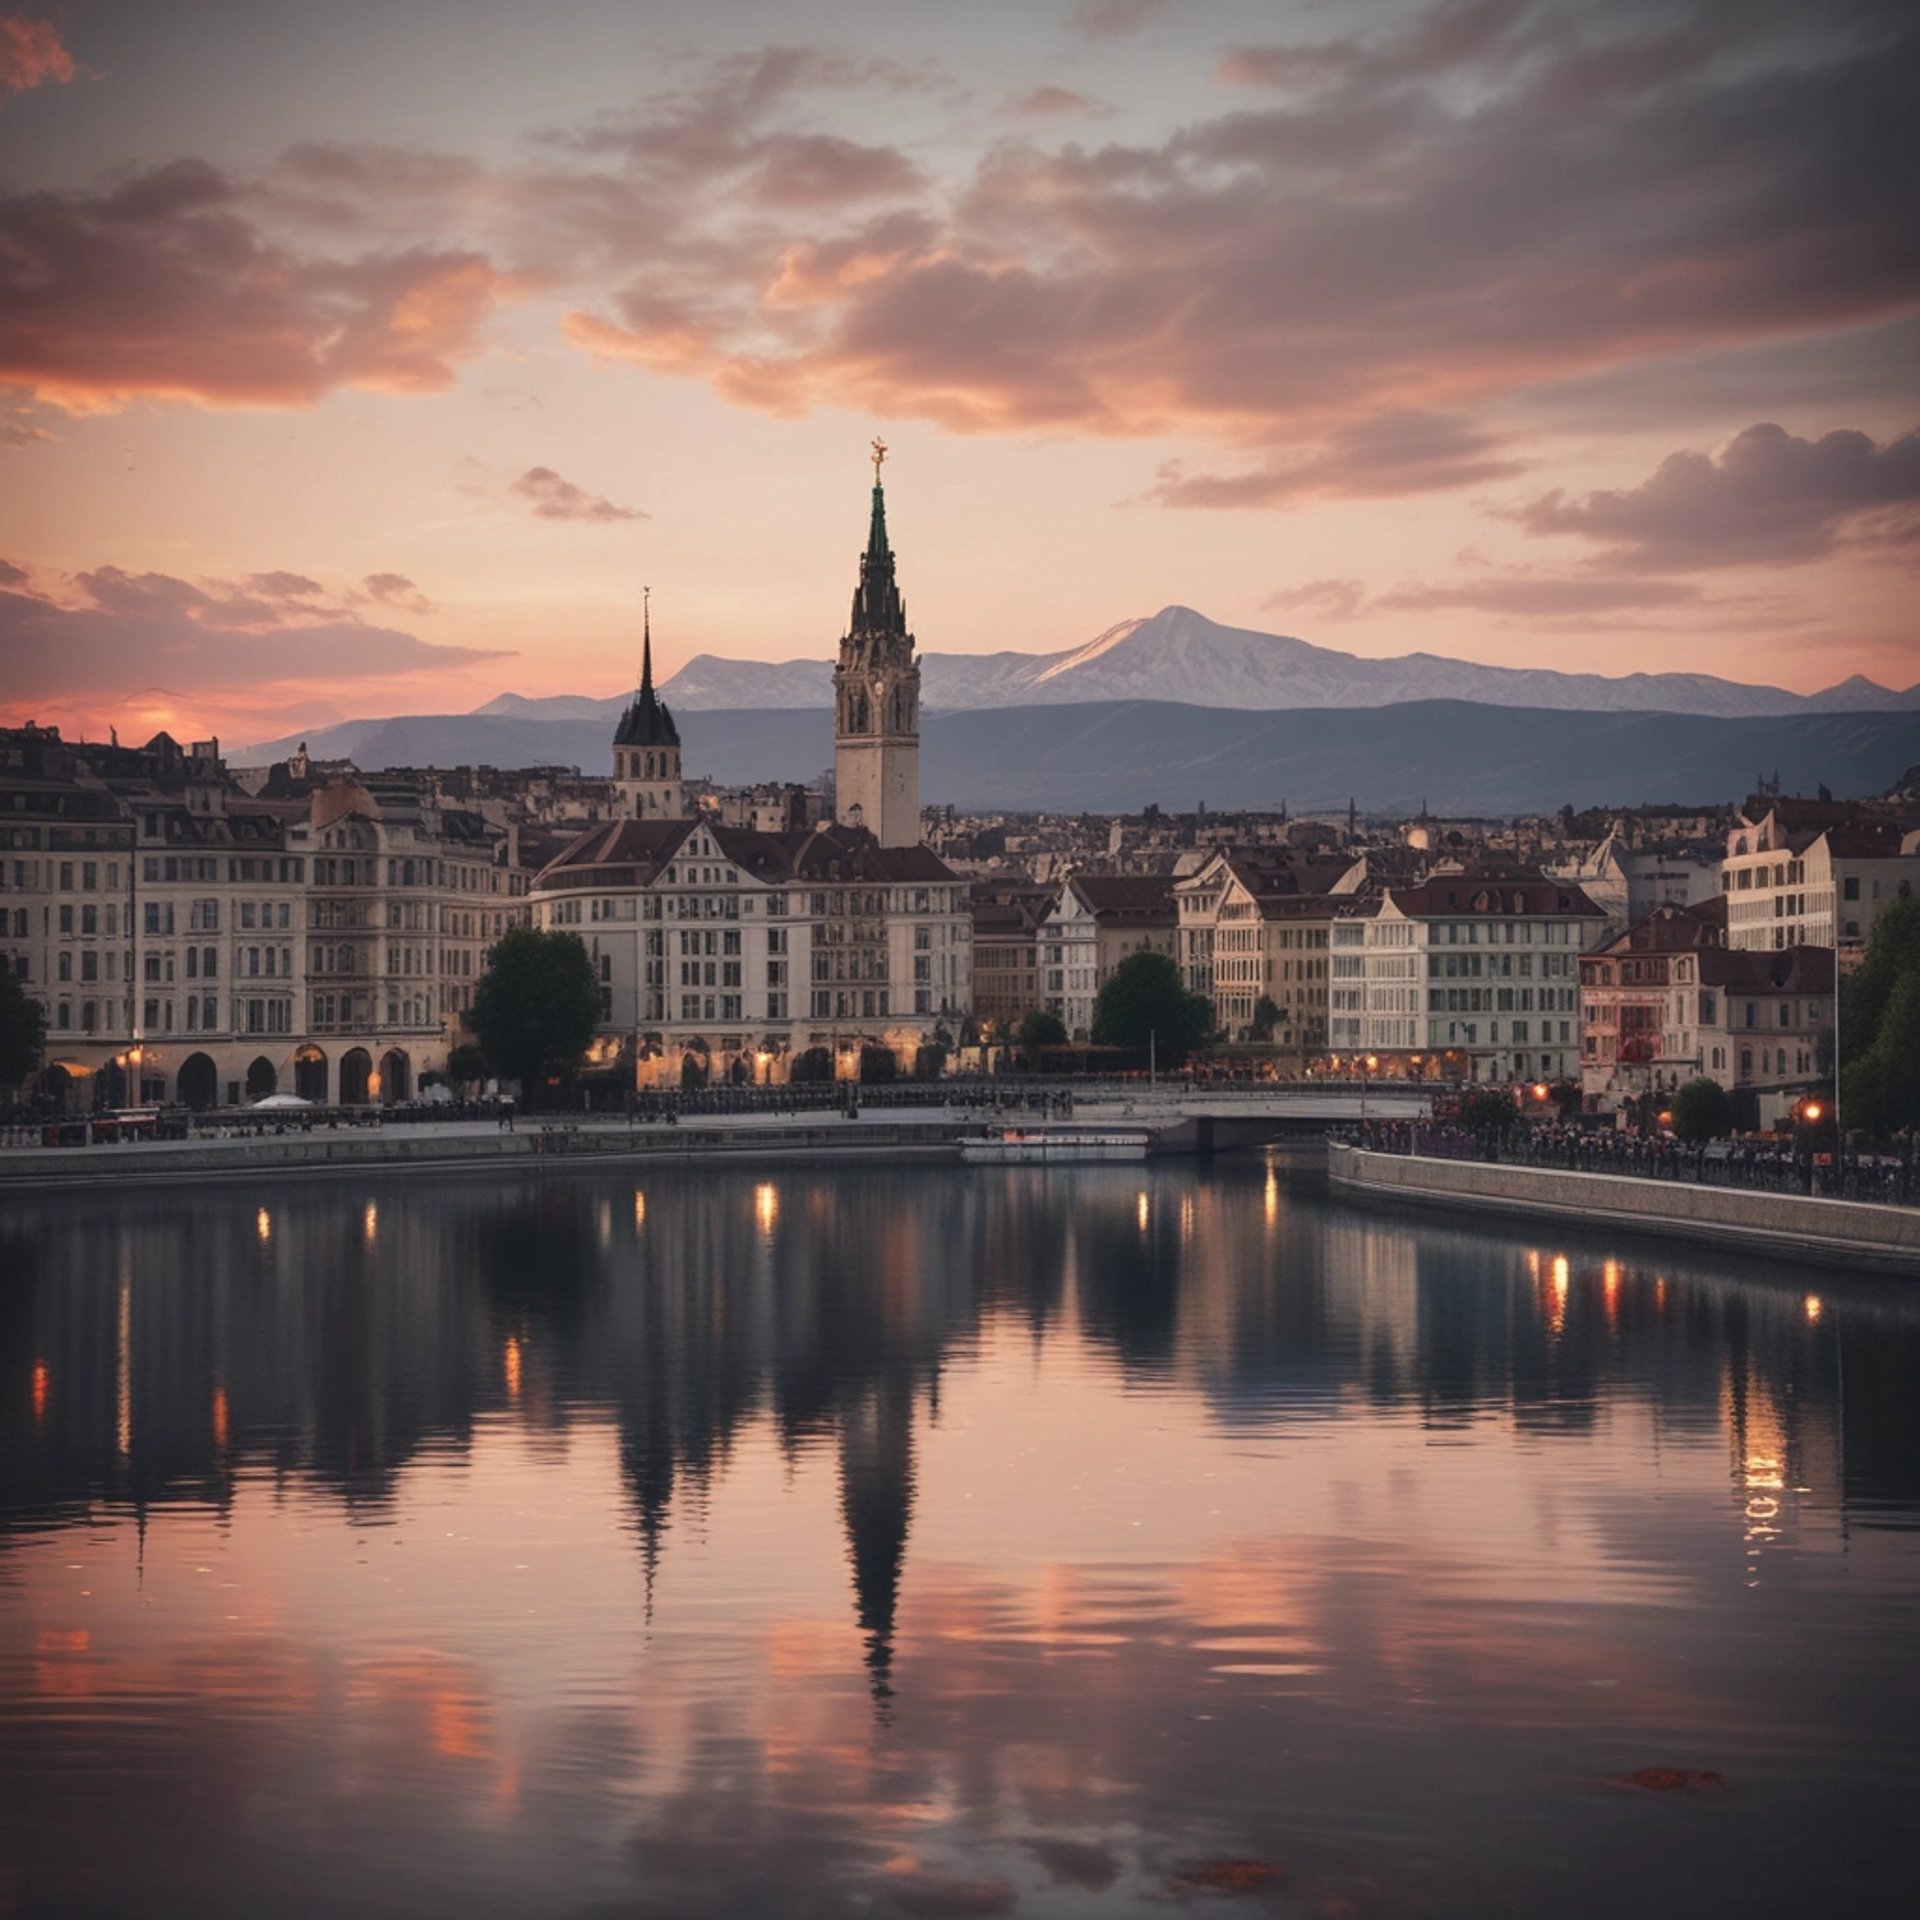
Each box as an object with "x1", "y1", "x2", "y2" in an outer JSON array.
[
  {"x1": 510, "y1": 466, "x2": 646, "y2": 523},
  {"x1": 1511, "y1": 423, "x2": 1920, "y2": 570}
]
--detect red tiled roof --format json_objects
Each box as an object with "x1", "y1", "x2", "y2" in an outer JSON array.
[
  {"x1": 1596, "y1": 897, "x2": 1727, "y2": 956},
  {"x1": 1700, "y1": 946, "x2": 1836, "y2": 992},
  {"x1": 535, "y1": 817, "x2": 961, "y2": 890},
  {"x1": 1067, "y1": 873, "x2": 1177, "y2": 923},
  {"x1": 1384, "y1": 865, "x2": 1605, "y2": 918}
]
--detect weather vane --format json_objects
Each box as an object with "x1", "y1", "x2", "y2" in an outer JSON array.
[{"x1": 871, "y1": 436, "x2": 888, "y2": 478}]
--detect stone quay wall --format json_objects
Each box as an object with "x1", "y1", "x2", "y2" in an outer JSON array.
[{"x1": 1328, "y1": 1144, "x2": 1920, "y2": 1274}]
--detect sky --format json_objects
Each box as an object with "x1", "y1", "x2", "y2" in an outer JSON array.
[{"x1": 0, "y1": 0, "x2": 1916, "y2": 747}]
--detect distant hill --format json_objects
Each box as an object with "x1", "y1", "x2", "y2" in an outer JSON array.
[{"x1": 237, "y1": 700, "x2": 1920, "y2": 816}]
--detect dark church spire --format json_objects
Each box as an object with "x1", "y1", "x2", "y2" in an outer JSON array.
[
  {"x1": 615, "y1": 584, "x2": 680, "y2": 749},
  {"x1": 849, "y1": 437, "x2": 907, "y2": 639},
  {"x1": 640, "y1": 583, "x2": 656, "y2": 700}
]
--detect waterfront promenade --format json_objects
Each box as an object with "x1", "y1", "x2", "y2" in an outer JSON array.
[
  {"x1": 1330, "y1": 1142, "x2": 1920, "y2": 1273},
  {"x1": 0, "y1": 1081, "x2": 1432, "y2": 1187}
]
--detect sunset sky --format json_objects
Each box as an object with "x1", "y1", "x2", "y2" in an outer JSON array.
[{"x1": 1, "y1": 0, "x2": 1916, "y2": 746}]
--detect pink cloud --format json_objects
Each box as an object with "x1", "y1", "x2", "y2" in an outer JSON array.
[
  {"x1": 0, "y1": 160, "x2": 521, "y2": 411},
  {"x1": 1510, "y1": 422, "x2": 1920, "y2": 571},
  {"x1": 0, "y1": 16, "x2": 76, "y2": 96},
  {"x1": 1152, "y1": 413, "x2": 1525, "y2": 509},
  {"x1": 510, "y1": 465, "x2": 646, "y2": 523},
  {"x1": 362, "y1": 572, "x2": 438, "y2": 615},
  {"x1": 0, "y1": 562, "x2": 507, "y2": 718},
  {"x1": 551, "y1": 10, "x2": 1919, "y2": 503}
]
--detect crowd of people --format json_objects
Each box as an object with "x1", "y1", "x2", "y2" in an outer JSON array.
[{"x1": 1354, "y1": 1117, "x2": 1918, "y2": 1206}]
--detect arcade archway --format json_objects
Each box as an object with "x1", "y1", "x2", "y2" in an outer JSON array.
[
  {"x1": 177, "y1": 1052, "x2": 219, "y2": 1111},
  {"x1": 340, "y1": 1048, "x2": 372, "y2": 1106},
  {"x1": 293, "y1": 1045, "x2": 327, "y2": 1102},
  {"x1": 378, "y1": 1049, "x2": 410, "y2": 1104}
]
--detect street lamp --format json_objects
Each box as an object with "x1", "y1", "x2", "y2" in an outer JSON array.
[{"x1": 1796, "y1": 1097, "x2": 1825, "y2": 1197}]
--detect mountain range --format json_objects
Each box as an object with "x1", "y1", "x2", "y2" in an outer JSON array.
[
  {"x1": 230, "y1": 602, "x2": 1920, "y2": 813},
  {"x1": 466, "y1": 605, "x2": 1919, "y2": 722},
  {"x1": 237, "y1": 700, "x2": 1920, "y2": 817}
]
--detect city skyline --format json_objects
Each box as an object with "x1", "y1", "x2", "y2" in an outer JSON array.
[{"x1": 2, "y1": 0, "x2": 1917, "y2": 745}]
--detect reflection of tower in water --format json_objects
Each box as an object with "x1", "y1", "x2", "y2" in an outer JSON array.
[{"x1": 838, "y1": 1371, "x2": 916, "y2": 1711}]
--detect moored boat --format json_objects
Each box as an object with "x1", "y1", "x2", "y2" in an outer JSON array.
[{"x1": 959, "y1": 1125, "x2": 1151, "y2": 1164}]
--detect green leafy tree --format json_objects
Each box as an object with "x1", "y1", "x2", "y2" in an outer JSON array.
[
  {"x1": 1839, "y1": 890, "x2": 1920, "y2": 1070},
  {"x1": 1669, "y1": 1076, "x2": 1734, "y2": 1143},
  {"x1": 0, "y1": 971, "x2": 45, "y2": 1092},
  {"x1": 446, "y1": 1042, "x2": 489, "y2": 1089},
  {"x1": 1016, "y1": 1009, "x2": 1067, "y2": 1050},
  {"x1": 1454, "y1": 1084, "x2": 1519, "y2": 1141},
  {"x1": 1838, "y1": 890, "x2": 1920, "y2": 1136},
  {"x1": 1091, "y1": 951, "x2": 1213, "y2": 1062},
  {"x1": 1249, "y1": 994, "x2": 1281, "y2": 1042},
  {"x1": 1844, "y1": 968, "x2": 1920, "y2": 1136},
  {"x1": 469, "y1": 927, "x2": 601, "y2": 1111}
]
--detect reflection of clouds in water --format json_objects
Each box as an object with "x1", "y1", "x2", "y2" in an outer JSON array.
[{"x1": 0, "y1": 1165, "x2": 1915, "y2": 1916}]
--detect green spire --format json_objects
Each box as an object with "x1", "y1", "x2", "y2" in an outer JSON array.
[{"x1": 850, "y1": 439, "x2": 906, "y2": 637}]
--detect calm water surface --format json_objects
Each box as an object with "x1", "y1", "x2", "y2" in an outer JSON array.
[{"x1": 2, "y1": 1158, "x2": 1916, "y2": 1918}]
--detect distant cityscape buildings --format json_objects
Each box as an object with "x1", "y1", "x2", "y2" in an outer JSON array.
[{"x1": 2, "y1": 467, "x2": 1916, "y2": 1118}]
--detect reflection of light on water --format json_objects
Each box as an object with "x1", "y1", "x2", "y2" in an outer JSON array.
[
  {"x1": 31, "y1": 1360, "x2": 48, "y2": 1426},
  {"x1": 1526, "y1": 1248, "x2": 1541, "y2": 1279},
  {"x1": 1804, "y1": 1294, "x2": 1823, "y2": 1324},
  {"x1": 1180, "y1": 1193, "x2": 1194, "y2": 1240},
  {"x1": 598, "y1": 1199, "x2": 612, "y2": 1248},
  {"x1": 1137, "y1": 1192, "x2": 1150, "y2": 1232},
  {"x1": 1655, "y1": 1276, "x2": 1668, "y2": 1311},
  {"x1": 256, "y1": 1207, "x2": 272, "y2": 1244},
  {"x1": 1726, "y1": 1362, "x2": 1793, "y2": 1580},
  {"x1": 504, "y1": 1336, "x2": 522, "y2": 1403},
  {"x1": 211, "y1": 1386, "x2": 229, "y2": 1450},
  {"x1": 1264, "y1": 1165, "x2": 1279, "y2": 1226},
  {"x1": 633, "y1": 1190, "x2": 646, "y2": 1229},
  {"x1": 115, "y1": 1280, "x2": 131, "y2": 1459},
  {"x1": 755, "y1": 1183, "x2": 779, "y2": 1234},
  {"x1": 1549, "y1": 1255, "x2": 1570, "y2": 1335},
  {"x1": 363, "y1": 1201, "x2": 377, "y2": 1244},
  {"x1": 1602, "y1": 1259, "x2": 1621, "y2": 1323}
]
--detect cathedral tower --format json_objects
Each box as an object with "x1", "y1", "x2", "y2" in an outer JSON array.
[
  {"x1": 613, "y1": 589, "x2": 683, "y2": 820},
  {"x1": 834, "y1": 441, "x2": 921, "y2": 847}
]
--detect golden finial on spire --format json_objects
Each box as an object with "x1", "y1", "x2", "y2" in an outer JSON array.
[{"x1": 871, "y1": 436, "x2": 888, "y2": 479}]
